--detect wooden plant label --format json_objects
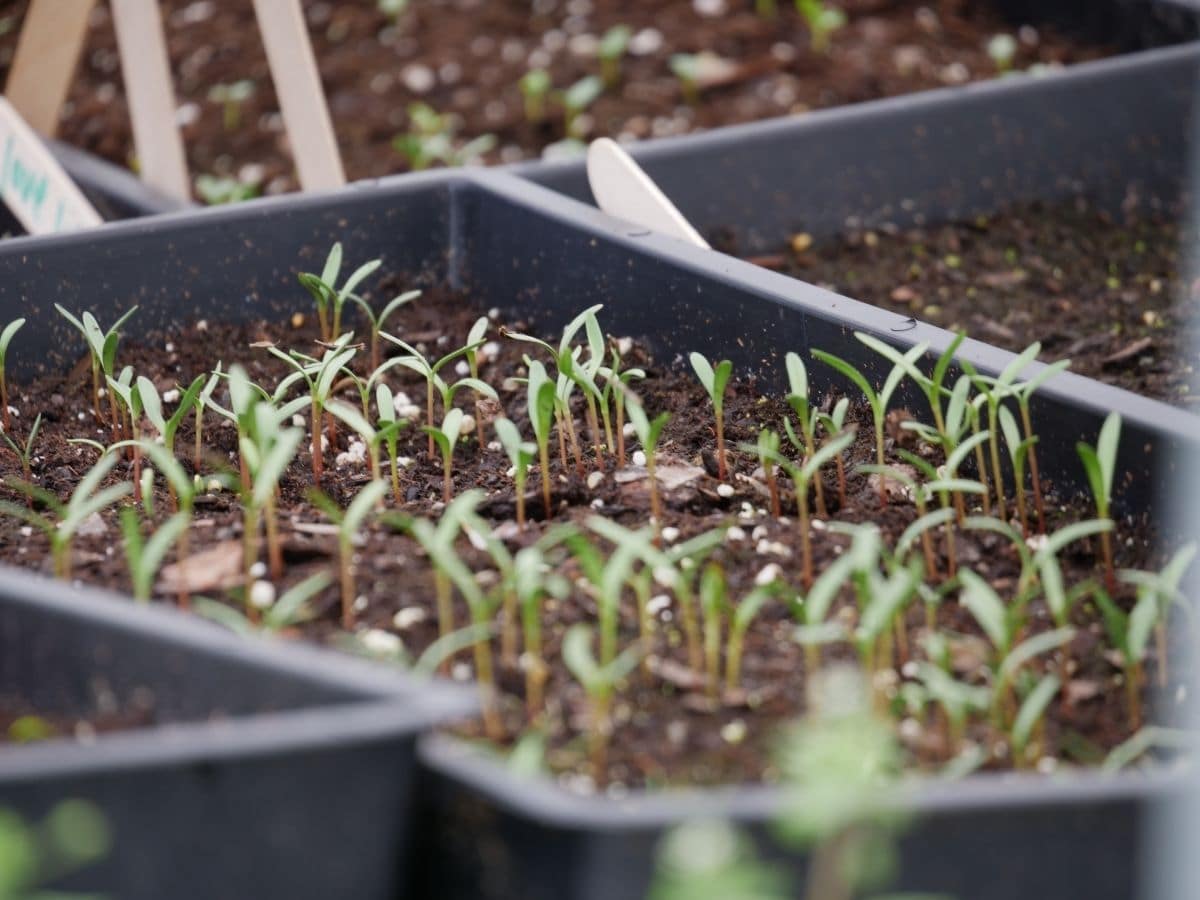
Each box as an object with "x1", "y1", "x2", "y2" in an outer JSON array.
[
  {"x1": 0, "y1": 97, "x2": 101, "y2": 233},
  {"x1": 3, "y1": 0, "x2": 95, "y2": 138}
]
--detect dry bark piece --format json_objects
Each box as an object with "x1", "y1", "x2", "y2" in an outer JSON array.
[{"x1": 157, "y1": 540, "x2": 244, "y2": 593}]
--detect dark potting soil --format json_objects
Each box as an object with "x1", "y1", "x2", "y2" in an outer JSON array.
[
  {"x1": 0, "y1": 288, "x2": 1181, "y2": 787},
  {"x1": 0, "y1": 1, "x2": 1114, "y2": 194},
  {"x1": 742, "y1": 200, "x2": 1197, "y2": 406}
]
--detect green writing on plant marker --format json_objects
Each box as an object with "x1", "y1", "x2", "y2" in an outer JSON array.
[{"x1": 0, "y1": 97, "x2": 101, "y2": 234}]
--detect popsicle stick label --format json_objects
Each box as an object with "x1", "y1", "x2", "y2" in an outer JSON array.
[{"x1": 0, "y1": 97, "x2": 102, "y2": 233}]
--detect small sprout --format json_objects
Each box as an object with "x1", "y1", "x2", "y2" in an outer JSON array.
[
  {"x1": 520, "y1": 68, "x2": 552, "y2": 123},
  {"x1": 598, "y1": 24, "x2": 632, "y2": 87},
  {"x1": 1011, "y1": 674, "x2": 1059, "y2": 766},
  {"x1": 649, "y1": 820, "x2": 788, "y2": 900},
  {"x1": 688, "y1": 352, "x2": 733, "y2": 482},
  {"x1": 624, "y1": 390, "x2": 670, "y2": 526},
  {"x1": 194, "y1": 173, "x2": 262, "y2": 205},
  {"x1": 526, "y1": 359, "x2": 557, "y2": 517},
  {"x1": 753, "y1": 427, "x2": 782, "y2": 517},
  {"x1": 1077, "y1": 411, "x2": 1121, "y2": 590},
  {"x1": 381, "y1": 331, "x2": 490, "y2": 457},
  {"x1": 1011, "y1": 358, "x2": 1070, "y2": 533},
  {"x1": 0, "y1": 453, "x2": 131, "y2": 578},
  {"x1": 349, "y1": 287, "x2": 420, "y2": 371},
  {"x1": 270, "y1": 335, "x2": 358, "y2": 486},
  {"x1": 813, "y1": 336, "x2": 928, "y2": 507},
  {"x1": 373, "y1": 384, "x2": 410, "y2": 503},
  {"x1": 561, "y1": 623, "x2": 640, "y2": 783},
  {"x1": 394, "y1": 103, "x2": 497, "y2": 170},
  {"x1": 795, "y1": 0, "x2": 847, "y2": 54},
  {"x1": 599, "y1": 339, "x2": 645, "y2": 467},
  {"x1": 987, "y1": 33, "x2": 1019, "y2": 73},
  {"x1": 783, "y1": 352, "x2": 826, "y2": 515},
  {"x1": 195, "y1": 572, "x2": 332, "y2": 636},
  {"x1": 193, "y1": 363, "x2": 223, "y2": 472},
  {"x1": 725, "y1": 579, "x2": 779, "y2": 693},
  {"x1": 998, "y1": 405, "x2": 1037, "y2": 536},
  {"x1": 913, "y1": 661, "x2": 991, "y2": 751},
  {"x1": 559, "y1": 75, "x2": 604, "y2": 137},
  {"x1": 207, "y1": 79, "x2": 255, "y2": 131},
  {"x1": 54, "y1": 305, "x2": 138, "y2": 431},
  {"x1": 514, "y1": 541, "x2": 572, "y2": 720},
  {"x1": 0, "y1": 316, "x2": 24, "y2": 430},
  {"x1": 423, "y1": 407, "x2": 466, "y2": 503},
  {"x1": 239, "y1": 412, "x2": 305, "y2": 585},
  {"x1": 495, "y1": 417, "x2": 536, "y2": 529},
  {"x1": 297, "y1": 242, "x2": 382, "y2": 343},
  {"x1": 699, "y1": 563, "x2": 728, "y2": 697},
  {"x1": 669, "y1": 54, "x2": 700, "y2": 105},
  {"x1": 1119, "y1": 543, "x2": 1197, "y2": 690},
  {"x1": 120, "y1": 507, "x2": 189, "y2": 603},
  {"x1": 378, "y1": 0, "x2": 409, "y2": 22},
  {"x1": 310, "y1": 480, "x2": 389, "y2": 630},
  {"x1": 1, "y1": 412, "x2": 40, "y2": 484}
]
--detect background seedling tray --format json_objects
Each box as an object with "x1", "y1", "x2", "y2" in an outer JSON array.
[
  {"x1": 0, "y1": 167, "x2": 1196, "y2": 898},
  {"x1": 0, "y1": 567, "x2": 473, "y2": 900},
  {"x1": 515, "y1": 42, "x2": 1200, "y2": 406}
]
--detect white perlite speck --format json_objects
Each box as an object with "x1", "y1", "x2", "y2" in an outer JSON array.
[
  {"x1": 587, "y1": 470, "x2": 605, "y2": 490},
  {"x1": 632, "y1": 450, "x2": 647, "y2": 467},
  {"x1": 660, "y1": 526, "x2": 680, "y2": 544},
  {"x1": 716, "y1": 483, "x2": 735, "y2": 498},
  {"x1": 755, "y1": 563, "x2": 783, "y2": 585},
  {"x1": 725, "y1": 526, "x2": 746, "y2": 543},
  {"x1": 393, "y1": 607, "x2": 427, "y2": 630},
  {"x1": 361, "y1": 629, "x2": 402, "y2": 656},
  {"x1": 249, "y1": 580, "x2": 276, "y2": 609}
]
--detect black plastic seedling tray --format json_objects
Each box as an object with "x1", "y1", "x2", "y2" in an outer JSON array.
[
  {"x1": 515, "y1": 39, "x2": 1200, "y2": 408},
  {"x1": 0, "y1": 568, "x2": 474, "y2": 900},
  {"x1": 0, "y1": 166, "x2": 1196, "y2": 898}
]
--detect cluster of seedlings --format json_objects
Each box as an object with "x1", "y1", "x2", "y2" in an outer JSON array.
[{"x1": 0, "y1": 242, "x2": 1191, "y2": 787}]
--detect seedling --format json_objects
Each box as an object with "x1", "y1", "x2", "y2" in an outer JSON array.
[
  {"x1": 270, "y1": 335, "x2": 358, "y2": 485},
  {"x1": 519, "y1": 68, "x2": 552, "y2": 123},
  {"x1": 753, "y1": 428, "x2": 782, "y2": 517},
  {"x1": 649, "y1": 820, "x2": 788, "y2": 900},
  {"x1": 853, "y1": 559, "x2": 922, "y2": 685},
  {"x1": 297, "y1": 242, "x2": 382, "y2": 343},
  {"x1": 816, "y1": 396, "x2": 852, "y2": 506},
  {"x1": 783, "y1": 352, "x2": 825, "y2": 514},
  {"x1": 725, "y1": 578, "x2": 781, "y2": 692},
  {"x1": 394, "y1": 103, "x2": 497, "y2": 170},
  {"x1": 208, "y1": 79, "x2": 255, "y2": 131},
  {"x1": 238, "y1": 408, "x2": 304, "y2": 584},
  {"x1": 961, "y1": 342, "x2": 1039, "y2": 520},
  {"x1": 568, "y1": 526, "x2": 645, "y2": 670},
  {"x1": 0, "y1": 316, "x2": 23, "y2": 430},
  {"x1": 310, "y1": 480, "x2": 389, "y2": 630},
  {"x1": 378, "y1": 0, "x2": 409, "y2": 21},
  {"x1": 0, "y1": 801, "x2": 111, "y2": 898},
  {"x1": 193, "y1": 364, "x2": 223, "y2": 471},
  {"x1": 139, "y1": 374, "x2": 206, "y2": 498},
  {"x1": 1077, "y1": 411, "x2": 1121, "y2": 589},
  {"x1": 624, "y1": 390, "x2": 671, "y2": 525},
  {"x1": 987, "y1": 33, "x2": 1019, "y2": 73},
  {"x1": 423, "y1": 407, "x2": 466, "y2": 503},
  {"x1": 913, "y1": 661, "x2": 991, "y2": 751},
  {"x1": 526, "y1": 359, "x2": 557, "y2": 517},
  {"x1": 503, "y1": 305, "x2": 605, "y2": 473},
  {"x1": 1, "y1": 453, "x2": 131, "y2": 578},
  {"x1": 998, "y1": 405, "x2": 1038, "y2": 534},
  {"x1": 381, "y1": 331, "x2": 489, "y2": 456},
  {"x1": 698, "y1": 563, "x2": 728, "y2": 697},
  {"x1": 813, "y1": 336, "x2": 928, "y2": 506},
  {"x1": 561, "y1": 623, "x2": 640, "y2": 782},
  {"x1": 349, "y1": 287, "x2": 420, "y2": 371},
  {"x1": 559, "y1": 75, "x2": 603, "y2": 137},
  {"x1": 689, "y1": 352, "x2": 733, "y2": 482},
  {"x1": 194, "y1": 572, "x2": 332, "y2": 636},
  {"x1": 399, "y1": 492, "x2": 505, "y2": 737},
  {"x1": 599, "y1": 340, "x2": 645, "y2": 466},
  {"x1": 195, "y1": 173, "x2": 261, "y2": 205},
  {"x1": 1011, "y1": 358, "x2": 1070, "y2": 533},
  {"x1": 495, "y1": 417, "x2": 536, "y2": 528},
  {"x1": 120, "y1": 507, "x2": 189, "y2": 603},
  {"x1": 372, "y1": 383, "x2": 410, "y2": 502},
  {"x1": 1, "y1": 412, "x2": 40, "y2": 483},
  {"x1": 1119, "y1": 543, "x2": 1197, "y2": 688},
  {"x1": 795, "y1": 0, "x2": 846, "y2": 53},
  {"x1": 513, "y1": 542, "x2": 571, "y2": 719},
  {"x1": 464, "y1": 316, "x2": 491, "y2": 445},
  {"x1": 598, "y1": 24, "x2": 632, "y2": 87},
  {"x1": 669, "y1": 54, "x2": 700, "y2": 105},
  {"x1": 54, "y1": 305, "x2": 138, "y2": 430},
  {"x1": 753, "y1": 429, "x2": 854, "y2": 587}
]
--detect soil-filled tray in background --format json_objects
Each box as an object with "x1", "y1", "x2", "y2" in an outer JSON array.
[
  {"x1": 0, "y1": 0, "x2": 1191, "y2": 194},
  {"x1": 725, "y1": 199, "x2": 1196, "y2": 405}
]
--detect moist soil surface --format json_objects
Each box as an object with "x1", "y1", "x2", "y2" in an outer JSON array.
[
  {"x1": 747, "y1": 200, "x2": 1196, "y2": 407},
  {"x1": 0, "y1": 288, "x2": 1180, "y2": 788},
  {"x1": 0, "y1": 1, "x2": 1115, "y2": 195}
]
